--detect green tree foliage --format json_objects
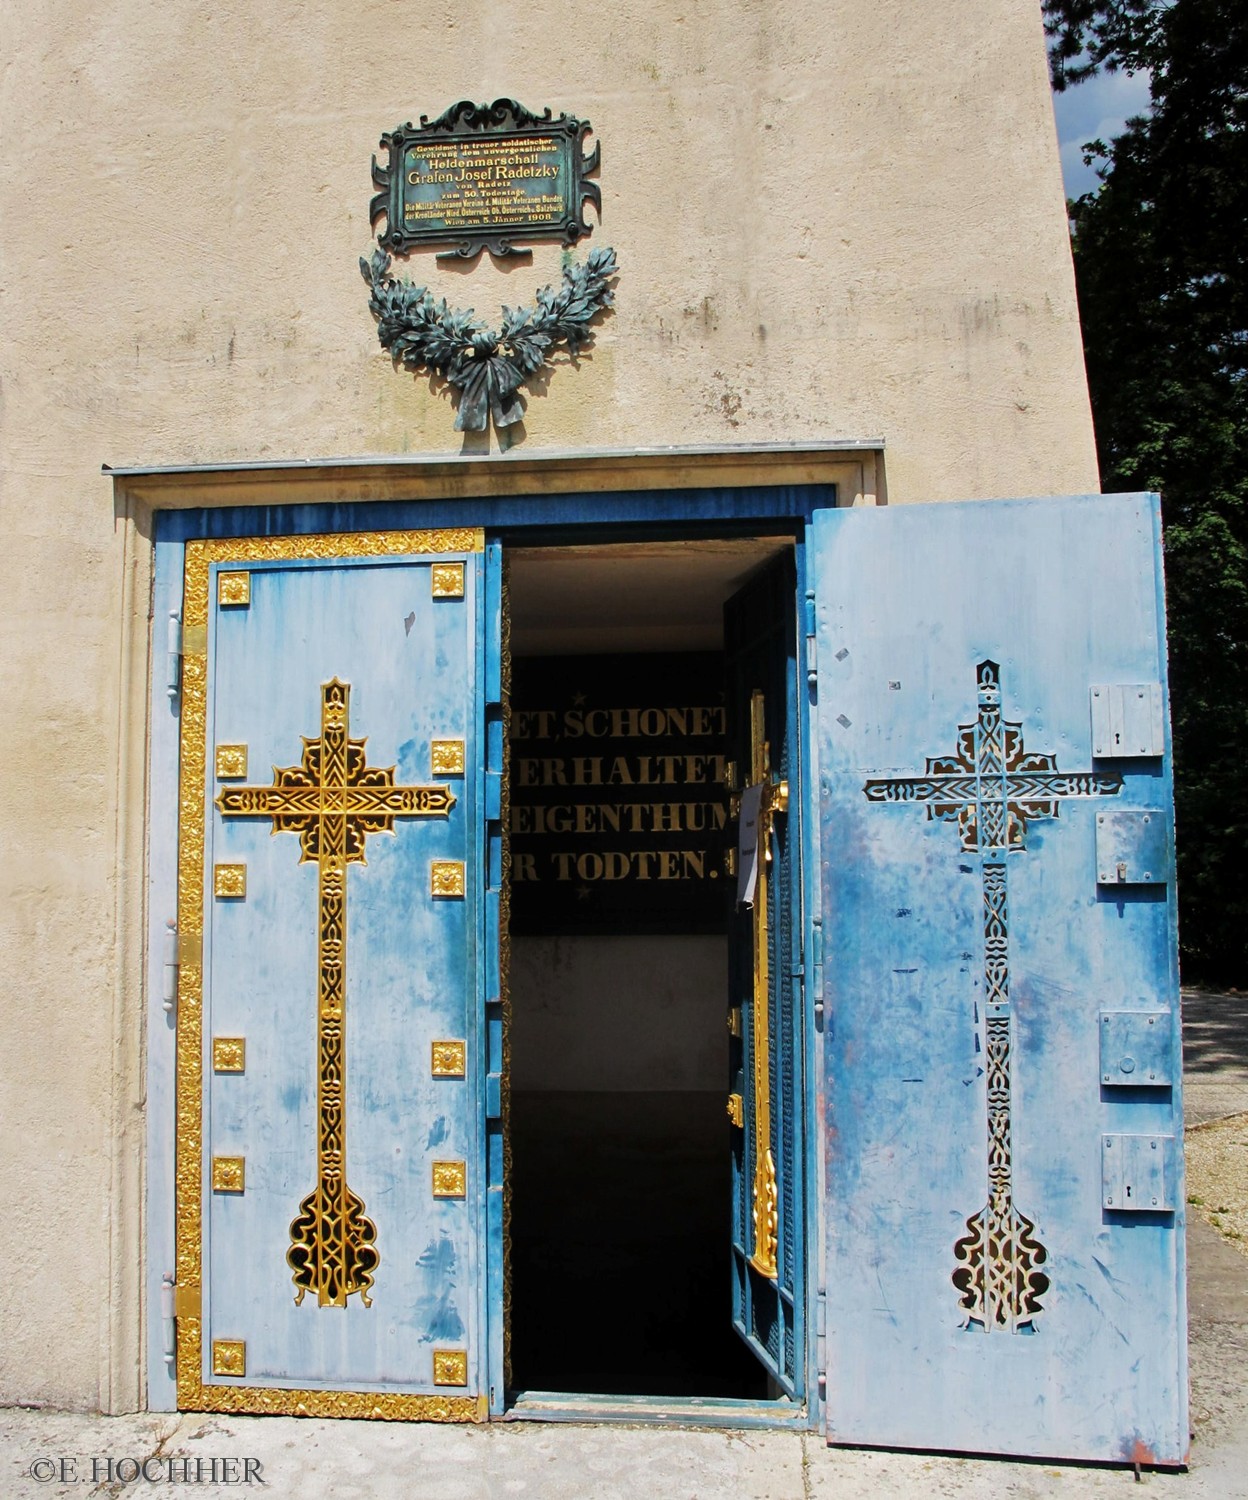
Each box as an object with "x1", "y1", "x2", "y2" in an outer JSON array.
[
  {"x1": 1043, "y1": 1, "x2": 1247, "y2": 982},
  {"x1": 1045, "y1": 0, "x2": 1167, "y2": 88}
]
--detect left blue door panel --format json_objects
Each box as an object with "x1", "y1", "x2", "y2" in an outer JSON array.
[{"x1": 179, "y1": 533, "x2": 493, "y2": 1412}]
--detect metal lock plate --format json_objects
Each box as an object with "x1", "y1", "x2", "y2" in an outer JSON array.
[
  {"x1": 1095, "y1": 809, "x2": 1169, "y2": 885},
  {"x1": 1090, "y1": 683, "x2": 1165, "y2": 758},
  {"x1": 1102, "y1": 1133, "x2": 1175, "y2": 1211},
  {"x1": 1100, "y1": 1010, "x2": 1172, "y2": 1086}
]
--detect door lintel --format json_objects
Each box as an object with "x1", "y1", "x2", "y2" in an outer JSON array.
[{"x1": 106, "y1": 442, "x2": 884, "y2": 514}]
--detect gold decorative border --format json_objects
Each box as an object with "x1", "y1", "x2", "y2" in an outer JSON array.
[{"x1": 176, "y1": 527, "x2": 484, "y2": 1423}]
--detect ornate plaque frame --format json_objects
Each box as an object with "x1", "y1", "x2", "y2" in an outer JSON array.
[{"x1": 370, "y1": 99, "x2": 602, "y2": 259}]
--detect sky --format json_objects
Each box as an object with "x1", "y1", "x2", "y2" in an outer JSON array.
[{"x1": 1050, "y1": 65, "x2": 1153, "y2": 197}]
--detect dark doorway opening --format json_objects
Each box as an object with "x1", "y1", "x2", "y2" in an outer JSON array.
[
  {"x1": 505, "y1": 538, "x2": 792, "y2": 1401},
  {"x1": 510, "y1": 1085, "x2": 762, "y2": 1397}
]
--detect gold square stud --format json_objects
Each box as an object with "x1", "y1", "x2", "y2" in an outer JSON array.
[
  {"x1": 211, "y1": 1340, "x2": 246, "y2": 1377},
  {"x1": 432, "y1": 1160, "x2": 466, "y2": 1198},
  {"x1": 431, "y1": 1040, "x2": 467, "y2": 1078},
  {"x1": 217, "y1": 572, "x2": 251, "y2": 608},
  {"x1": 431, "y1": 739, "x2": 466, "y2": 777},
  {"x1": 211, "y1": 1156, "x2": 245, "y2": 1194},
  {"x1": 213, "y1": 1037, "x2": 246, "y2": 1073},
  {"x1": 430, "y1": 861, "x2": 465, "y2": 899},
  {"x1": 215, "y1": 743, "x2": 248, "y2": 780},
  {"x1": 431, "y1": 562, "x2": 465, "y2": 599},
  {"x1": 214, "y1": 863, "x2": 246, "y2": 899},
  {"x1": 432, "y1": 1349, "x2": 468, "y2": 1386}
]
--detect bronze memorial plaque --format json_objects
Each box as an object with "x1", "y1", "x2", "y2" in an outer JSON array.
[{"x1": 370, "y1": 98, "x2": 601, "y2": 260}]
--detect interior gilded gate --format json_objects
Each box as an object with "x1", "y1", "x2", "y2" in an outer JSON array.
[{"x1": 725, "y1": 552, "x2": 805, "y2": 1398}]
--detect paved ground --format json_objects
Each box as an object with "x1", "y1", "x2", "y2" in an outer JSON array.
[
  {"x1": 4, "y1": 988, "x2": 1246, "y2": 1499},
  {"x1": 1182, "y1": 989, "x2": 1248, "y2": 1127}
]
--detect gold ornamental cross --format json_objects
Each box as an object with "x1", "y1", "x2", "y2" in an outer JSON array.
[
  {"x1": 744, "y1": 689, "x2": 787, "y2": 1280},
  {"x1": 216, "y1": 678, "x2": 456, "y2": 1307}
]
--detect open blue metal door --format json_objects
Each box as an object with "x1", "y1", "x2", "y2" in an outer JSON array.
[
  {"x1": 175, "y1": 527, "x2": 501, "y2": 1420},
  {"x1": 813, "y1": 493, "x2": 1186, "y2": 1462}
]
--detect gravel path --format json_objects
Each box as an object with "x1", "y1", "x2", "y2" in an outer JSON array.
[
  {"x1": 1184, "y1": 987, "x2": 1248, "y2": 1261},
  {"x1": 1186, "y1": 1113, "x2": 1248, "y2": 1259}
]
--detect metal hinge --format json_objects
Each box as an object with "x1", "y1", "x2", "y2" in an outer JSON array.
[
  {"x1": 726, "y1": 1093, "x2": 744, "y2": 1128},
  {"x1": 160, "y1": 1277, "x2": 201, "y2": 1370},
  {"x1": 161, "y1": 921, "x2": 178, "y2": 1013},
  {"x1": 166, "y1": 610, "x2": 207, "y2": 704},
  {"x1": 161, "y1": 925, "x2": 202, "y2": 1013},
  {"x1": 160, "y1": 1273, "x2": 176, "y2": 1368},
  {"x1": 810, "y1": 917, "x2": 824, "y2": 1027},
  {"x1": 165, "y1": 612, "x2": 182, "y2": 702},
  {"x1": 804, "y1": 587, "x2": 818, "y2": 689}
]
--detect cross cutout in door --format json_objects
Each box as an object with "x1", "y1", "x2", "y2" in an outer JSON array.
[{"x1": 862, "y1": 660, "x2": 1121, "y2": 1330}]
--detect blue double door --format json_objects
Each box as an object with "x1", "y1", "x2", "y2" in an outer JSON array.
[{"x1": 173, "y1": 492, "x2": 1185, "y2": 1462}]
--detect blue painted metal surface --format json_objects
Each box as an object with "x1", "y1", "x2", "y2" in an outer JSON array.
[
  {"x1": 1100, "y1": 1010, "x2": 1172, "y2": 1087},
  {"x1": 482, "y1": 538, "x2": 507, "y2": 1414},
  {"x1": 153, "y1": 484, "x2": 834, "y2": 548},
  {"x1": 146, "y1": 549, "x2": 184, "y2": 1411},
  {"x1": 812, "y1": 493, "x2": 1186, "y2": 1462},
  {"x1": 200, "y1": 547, "x2": 489, "y2": 1395},
  {"x1": 1095, "y1": 808, "x2": 1171, "y2": 885}
]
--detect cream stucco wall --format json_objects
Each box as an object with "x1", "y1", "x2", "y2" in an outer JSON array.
[{"x1": 0, "y1": 0, "x2": 1097, "y2": 1409}]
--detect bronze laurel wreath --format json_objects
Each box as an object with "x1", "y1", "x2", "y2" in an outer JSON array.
[{"x1": 360, "y1": 246, "x2": 618, "y2": 433}]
